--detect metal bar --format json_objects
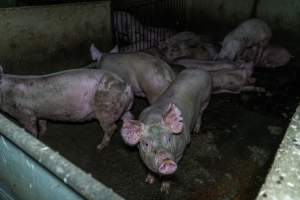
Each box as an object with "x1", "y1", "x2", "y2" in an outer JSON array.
[
  {"x1": 0, "y1": 134, "x2": 83, "y2": 200},
  {"x1": 0, "y1": 114, "x2": 124, "y2": 200},
  {"x1": 112, "y1": 0, "x2": 187, "y2": 51}
]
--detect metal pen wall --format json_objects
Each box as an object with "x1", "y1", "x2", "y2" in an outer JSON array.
[{"x1": 112, "y1": 0, "x2": 186, "y2": 52}]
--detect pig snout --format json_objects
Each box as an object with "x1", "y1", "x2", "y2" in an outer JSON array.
[
  {"x1": 155, "y1": 151, "x2": 177, "y2": 175},
  {"x1": 158, "y1": 160, "x2": 177, "y2": 175}
]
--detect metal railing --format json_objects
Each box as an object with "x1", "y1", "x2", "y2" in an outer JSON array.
[
  {"x1": 112, "y1": 0, "x2": 186, "y2": 52},
  {"x1": 0, "y1": 114, "x2": 124, "y2": 200}
]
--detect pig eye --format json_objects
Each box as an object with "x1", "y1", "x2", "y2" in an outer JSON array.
[
  {"x1": 168, "y1": 137, "x2": 171, "y2": 143},
  {"x1": 163, "y1": 135, "x2": 172, "y2": 145},
  {"x1": 141, "y1": 139, "x2": 153, "y2": 152}
]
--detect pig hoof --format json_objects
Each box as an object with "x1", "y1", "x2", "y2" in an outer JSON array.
[
  {"x1": 97, "y1": 144, "x2": 107, "y2": 152},
  {"x1": 145, "y1": 174, "x2": 155, "y2": 184},
  {"x1": 193, "y1": 125, "x2": 201, "y2": 135},
  {"x1": 193, "y1": 129, "x2": 200, "y2": 135},
  {"x1": 160, "y1": 181, "x2": 170, "y2": 194}
]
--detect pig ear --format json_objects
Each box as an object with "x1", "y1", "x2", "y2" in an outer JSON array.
[
  {"x1": 90, "y1": 43, "x2": 103, "y2": 62},
  {"x1": 121, "y1": 120, "x2": 143, "y2": 146},
  {"x1": 110, "y1": 45, "x2": 119, "y2": 53},
  {"x1": 162, "y1": 103, "x2": 184, "y2": 134}
]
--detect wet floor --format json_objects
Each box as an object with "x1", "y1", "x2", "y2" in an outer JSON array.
[{"x1": 40, "y1": 43, "x2": 300, "y2": 200}]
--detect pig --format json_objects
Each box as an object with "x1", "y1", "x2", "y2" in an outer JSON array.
[
  {"x1": 158, "y1": 31, "x2": 212, "y2": 49},
  {"x1": 158, "y1": 31, "x2": 217, "y2": 62},
  {"x1": 216, "y1": 19, "x2": 272, "y2": 61},
  {"x1": 121, "y1": 69, "x2": 212, "y2": 193},
  {"x1": 159, "y1": 42, "x2": 218, "y2": 62},
  {"x1": 173, "y1": 59, "x2": 239, "y2": 71},
  {"x1": 210, "y1": 63, "x2": 265, "y2": 94},
  {"x1": 90, "y1": 44, "x2": 176, "y2": 104},
  {"x1": 173, "y1": 60, "x2": 264, "y2": 94},
  {"x1": 0, "y1": 67, "x2": 133, "y2": 151},
  {"x1": 241, "y1": 45, "x2": 292, "y2": 68},
  {"x1": 120, "y1": 40, "x2": 157, "y2": 53}
]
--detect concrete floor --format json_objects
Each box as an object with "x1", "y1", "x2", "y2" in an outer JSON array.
[{"x1": 39, "y1": 42, "x2": 300, "y2": 200}]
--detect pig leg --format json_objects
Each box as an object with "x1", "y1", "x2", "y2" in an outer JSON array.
[
  {"x1": 255, "y1": 46, "x2": 264, "y2": 65},
  {"x1": 160, "y1": 181, "x2": 171, "y2": 194},
  {"x1": 193, "y1": 115, "x2": 202, "y2": 134},
  {"x1": 241, "y1": 86, "x2": 266, "y2": 92},
  {"x1": 18, "y1": 115, "x2": 39, "y2": 137},
  {"x1": 92, "y1": 97, "x2": 119, "y2": 151},
  {"x1": 38, "y1": 120, "x2": 47, "y2": 136},
  {"x1": 92, "y1": 84, "x2": 126, "y2": 151},
  {"x1": 145, "y1": 173, "x2": 155, "y2": 184},
  {"x1": 193, "y1": 100, "x2": 209, "y2": 134},
  {"x1": 95, "y1": 113, "x2": 117, "y2": 151}
]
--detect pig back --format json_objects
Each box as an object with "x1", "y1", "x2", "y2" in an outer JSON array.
[
  {"x1": 0, "y1": 69, "x2": 129, "y2": 122},
  {"x1": 141, "y1": 69, "x2": 212, "y2": 137},
  {"x1": 99, "y1": 52, "x2": 175, "y2": 101},
  {"x1": 164, "y1": 69, "x2": 211, "y2": 127},
  {"x1": 224, "y1": 19, "x2": 272, "y2": 46}
]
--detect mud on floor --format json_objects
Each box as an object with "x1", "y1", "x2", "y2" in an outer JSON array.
[{"x1": 40, "y1": 44, "x2": 300, "y2": 200}]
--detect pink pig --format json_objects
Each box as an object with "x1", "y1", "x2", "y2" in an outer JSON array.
[
  {"x1": 121, "y1": 69, "x2": 212, "y2": 193},
  {"x1": 0, "y1": 67, "x2": 133, "y2": 151}
]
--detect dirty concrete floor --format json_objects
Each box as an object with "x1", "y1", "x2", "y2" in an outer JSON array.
[{"x1": 40, "y1": 43, "x2": 300, "y2": 200}]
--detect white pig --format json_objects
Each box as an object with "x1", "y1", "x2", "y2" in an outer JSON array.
[
  {"x1": 121, "y1": 69, "x2": 212, "y2": 193},
  {"x1": 173, "y1": 60, "x2": 264, "y2": 94},
  {"x1": 241, "y1": 45, "x2": 292, "y2": 68},
  {"x1": 90, "y1": 44, "x2": 176, "y2": 103},
  {"x1": 0, "y1": 67, "x2": 133, "y2": 151},
  {"x1": 216, "y1": 19, "x2": 272, "y2": 61}
]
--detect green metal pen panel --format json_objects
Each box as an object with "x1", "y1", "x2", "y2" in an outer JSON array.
[
  {"x1": 0, "y1": 114, "x2": 124, "y2": 200},
  {"x1": 0, "y1": 135, "x2": 84, "y2": 200}
]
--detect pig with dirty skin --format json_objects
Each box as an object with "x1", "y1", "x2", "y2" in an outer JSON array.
[
  {"x1": 240, "y1": 44, "x2": 292, "y2": 68},
  {"x1": 173, "y1": 60, "x2": 264, "y2": 94},
  {"x1": 173, "y1": 59, "x2": 239, "y2": 71},
  {"x1": 216, "y1": 18, "x2": 272, "y2": 61},
  {"x1": 89, "y1": 44, "x2": 176, "y2": 104},
  {"x1": 209, "y1": 62, "x2": 265, "y2": 94},
  {"x1": 121, "y1": 69, "x2": 212, "y2": 193},
  {"x1": 0, "y1": 67, "x2": 133, "y2": 151},
  {"x1": 158, "y1": 31, "x2": 219, "y2": 62}
]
